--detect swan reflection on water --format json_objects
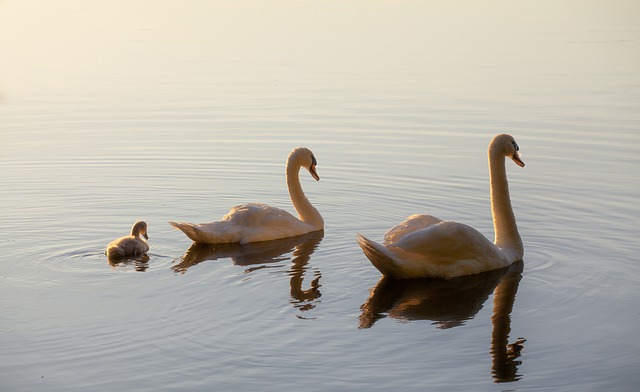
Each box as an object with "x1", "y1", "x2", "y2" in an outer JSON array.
[
  {"x1": 107, "y1": 254, "x2": 150, "y2": 272},
  {"x1": 173, "y1": 230, "x2": 324, "y2": 315},
  {"x1": 360, "y1": 260, "x2": 525, "y2": 383}
]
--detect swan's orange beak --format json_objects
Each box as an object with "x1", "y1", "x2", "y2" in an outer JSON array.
[
  {"x1": 310, "y1": 164, "x2": 320, "y2": 181},
  {"x1": 512, "y1": 153, "x2": 525, "y2": 167}
]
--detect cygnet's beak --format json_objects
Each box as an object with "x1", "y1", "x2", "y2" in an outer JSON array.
[
  {"x1": 512, "y1": 153, "x2": 525, "y2": 167},
  {"x1": 143, "y1": 233, "x2": 149, "y2": 240},
  {"x1": 310, "y1": 164, "x2": 320, "y2": 181}
]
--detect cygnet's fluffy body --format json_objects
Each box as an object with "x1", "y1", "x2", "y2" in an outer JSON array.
[{"x1": 106, "y1": 221, "x2": 149, "y2": 259}]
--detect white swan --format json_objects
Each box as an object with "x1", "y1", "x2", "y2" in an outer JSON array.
[
  {"x1": 105, "y1": 220, "x2": 150, "y2": 259},
  {"x1": 169, "y1": 147, "x2": 324, "y2": 244},
  {"x1": 357, "y1": 134, "x2": 525, "y2": 279}
]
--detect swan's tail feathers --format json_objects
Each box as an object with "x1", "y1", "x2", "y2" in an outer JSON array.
[
  {"x1": 356, "y1": 234, "x2": 401, "y2": 278},
  {"x1": 169, "y1": 221, "x2": 206, "y2": 243}
]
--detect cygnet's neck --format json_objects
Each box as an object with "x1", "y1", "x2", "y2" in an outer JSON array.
[
  {"x1": 130, "y1": 224, "x2": 146, "y2": 239},
  {"x1": 489, "y1": 149, "x2": 523, "y2": 260},
  {"x1": 286, "y1": 156, "x2": 323, "y2": 230}
]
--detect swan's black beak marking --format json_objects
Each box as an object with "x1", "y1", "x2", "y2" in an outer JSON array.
[
  {"x1": 310, "y1": 155, "x2": 320, "y2": 181},
  {"x1": 510, "y1": 141, "x2": 524, "y2": 167}
]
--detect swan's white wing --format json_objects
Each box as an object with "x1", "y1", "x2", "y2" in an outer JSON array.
[
  {"x1": 387, "y1": 221, "x2": 512, "y2": 277},
  {"x1": 222, "y1": 203, "x2": 294, "y2": 225},
  {"x1": 383, "y1": 214, "x2": 443, "y2": 245},
  {"x1": 224, "y1": 203, "x2": 312, "y2": 243},
  {"x1": 392, "y1": 221, "x2": 495, "y2": 261}
]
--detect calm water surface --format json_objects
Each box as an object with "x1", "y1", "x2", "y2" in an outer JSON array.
[{"x1": 1, "y1": 1, "x2": 639, "y2": 391}]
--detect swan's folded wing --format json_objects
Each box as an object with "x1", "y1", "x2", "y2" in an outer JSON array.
[
  {"x1": 390, "y1": 221, "x2": 497, "y2": 265},
  {"x1": 225, "y1": 203, "x2": 311, "y2": 243},
  {"x1": 225, "y1": 203, "x2": 296, "y2": 227},
  {"x1": 383, "y1": 214, "x2": 444, "y2": 245}
]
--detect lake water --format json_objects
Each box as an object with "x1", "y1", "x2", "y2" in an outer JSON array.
[{"x1": 1, "y1": 1, "x2": 639, "y2": 391}]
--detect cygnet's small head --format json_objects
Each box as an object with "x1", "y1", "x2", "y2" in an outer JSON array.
[
  {"x1": 131, "y1": 220, "x2": 149, "y2": 240},
  {"x1": 290, "y1": 147, "x2": 320, "y2": 181},
  {"x1": 491, "y1": 134, "x2": 525, "y2": 168}
]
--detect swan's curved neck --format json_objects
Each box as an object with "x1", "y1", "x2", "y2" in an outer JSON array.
[
  {"x1": 489, "y1": 149, "x2": 523, "y2": 260},
  {"x1": 286, "y1": 161, "x2": 323, "y2": 230}
]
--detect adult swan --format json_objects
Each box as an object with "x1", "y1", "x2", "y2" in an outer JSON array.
[
  {"x1": 357, "y1": 134, "x2": 525, "y2": 279},
  {"x1": 170, "y1": 147, "x2": 324, "y2": 244}
]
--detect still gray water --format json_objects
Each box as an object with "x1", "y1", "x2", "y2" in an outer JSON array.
[{"x1": 1, "y1": 1, "x2": 639, "y2": 391}]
